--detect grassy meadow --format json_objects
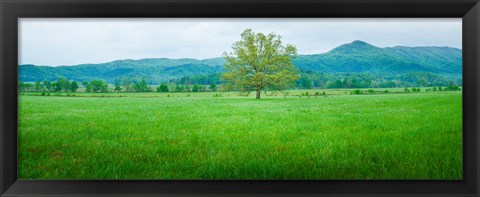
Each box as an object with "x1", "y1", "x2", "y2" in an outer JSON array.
[{"x1": 18, "y1": 88, "x2": 462, "y2": 179}]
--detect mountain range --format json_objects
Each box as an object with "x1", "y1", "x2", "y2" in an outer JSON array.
[{"x1": 18, "y1": 40, "x2": 462, "y2": 84}]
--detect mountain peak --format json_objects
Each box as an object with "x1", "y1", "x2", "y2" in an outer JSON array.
[
  {"x1": 351, "y1": 40, "x2": 369, "y2": 45},
  {"x1": 329, "y1": 40, "x2": 377, "y2": 53},
  {"x1": 348, "y1": 40, "x2": 376, "y2": 48}
]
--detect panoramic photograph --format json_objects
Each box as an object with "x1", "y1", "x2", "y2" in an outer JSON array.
[{"x1": 18, "y1": 18, "x2": 462, "y2": 180}]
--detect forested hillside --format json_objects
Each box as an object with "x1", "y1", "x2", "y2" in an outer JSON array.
[{"x1": 19, "y1": 40, "x2": 462, "y2": 88}]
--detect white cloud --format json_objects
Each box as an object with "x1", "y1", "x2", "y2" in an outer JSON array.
[{"x1": 19, "y1": 18, "x2": 461, "y2": 66}]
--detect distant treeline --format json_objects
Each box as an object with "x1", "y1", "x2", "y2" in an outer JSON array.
[
  {"x1": 18, "y1": 77, "x2": 219, "y2": 93},
  {"x1": 18, "y1": 77, "x2": 155, "y2": 93},
  {"x1": 296, "y1": 71, "x2": 461, "y2": 89},
  {"x1": 166, "y1": 73, "x2": 222, "y2": 86},
  {"x1": 348, "y1": 86, "x2": 461, "y2": 95},
  {"x1": 164, "y1": 71, "x2": 461, "y2": 90},
  {"x1": 18, "y1": 77, "x2": 80, "y2": 93},
  {"x1": 18, "y1": 71, "x2": 461, "y2": 93}
]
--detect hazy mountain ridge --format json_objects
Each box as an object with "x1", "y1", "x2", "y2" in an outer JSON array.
[
  {"x1": 293, "y1": 40, "x2": 461, "y2": 74},
  {"x1": 19, "y1": 40, "x2": 462, "y2": 84}
]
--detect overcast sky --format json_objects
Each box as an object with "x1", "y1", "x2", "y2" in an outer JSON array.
[{"x1": 19, "y1": 18, "x2": 461, "y2": 66}]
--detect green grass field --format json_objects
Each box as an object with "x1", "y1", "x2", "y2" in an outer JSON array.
[{"x1": 18, "y1": 88, "x2": 462, "y2": 179}]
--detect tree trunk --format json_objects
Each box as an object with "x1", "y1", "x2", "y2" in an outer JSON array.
[{"x1": 256, "y1": 89, "x2": 261, "y2": 99}]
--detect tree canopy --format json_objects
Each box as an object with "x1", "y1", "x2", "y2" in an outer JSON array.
[{"x1": 222, "y1": 29, "x2": 300, "y2": 99}]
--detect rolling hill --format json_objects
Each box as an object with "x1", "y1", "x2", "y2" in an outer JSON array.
[
  {"x1": 18, "y1": 40, "x2": 462, "y2": 84},
  {"x1": 293, "y1": 40, "x2": 461, "y2": 74}
]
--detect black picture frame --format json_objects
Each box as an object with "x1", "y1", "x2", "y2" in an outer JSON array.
[{"x1": 1, "y1": 0, "x2": 479, "y2": 196}]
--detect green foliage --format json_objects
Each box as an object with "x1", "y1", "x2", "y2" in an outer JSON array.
[
  {"x1": 411, "y1": 88, "x2": 421, "y2": 93},
  {"x1": 192, "y1": 84, "x2": 200, "y2": 92},
  {"x1": 209, "y1": 82, "x2": 217, "y2": 92},
  {"x1": 17, "y1": 81, "x2": 24, "y2": 92},
  {"x1": 114, "y1": 79, "x2": 122, "y2": 92},
  {"x1": 52, "y1": 82, "x2": 62, "y2": 92},
  {"x1": 121, "y1": 77, "x2": 133, "y2": 92},
  {"x1": 404, "y1": 87, "x2": 410, "y2": 93},
  {"x1": 351, "y1": 89, "x2": 363, "y2": 95},
  {"x1": 175, "y1": 85, "x2": 185, "y2": 92},
  {"x1": 42, "y1": 80, "x2": 52, "y2": 92},
  {"x1": 157, "y1": 83, "x2": 169, "y2": 92},
  {"x1": 70, "y1": 81, "x2": 79, "y2": 92},
  {"x1": 222, "y1": 29, "x2": 300, "y2": 99},
  {"x1": 86, "y1": 84, "x2": 91, "y2": 92},
  {"x1": 57, "y1": 77, "x2": 71, "y2": 92},
  {"x1": 184, "y1": 85, "x2": 191, "y2": 92},
  {"x1": 298, "y1": 76, "x2": 313, "y2": 89},
  {"x1": 299, "y1": 71, "x2": 460, "y2": 90},
  {"x1": 444, "y1": 86, "x2": 461, "y2": 91},
  {"x1": 133, "y1": 79, "x2": 151, "y2": 92},
  {"x1": 33, "y1": 81, "x2": 42, "y2": 92},
  {"x1": 18, "y1": 78, "x2": 82, "y2": 93},
  {"x1": 168, "y1": 73, "x2": 221, "y2": 86},
  {"x1": 88, "y1": 79, "x2": 108, "y2": 93}
]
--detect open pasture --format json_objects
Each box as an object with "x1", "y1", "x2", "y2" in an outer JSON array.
[{"x1": 18, "y1": 90, "x2": 462, "y2": 179}]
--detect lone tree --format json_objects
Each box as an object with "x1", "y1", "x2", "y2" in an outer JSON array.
[
  {"x1": 209, "y1": 82, "x2": 217, "y2": 92},
  {"x1": 70, "y1": 81, "x2": 79, "y2": 92},
  {"x1": 157, "y1": 83, "x2": 169, "y2": 92},
  {"x1": 222, "y1": 29, "x2": 300, "y2": 99}
]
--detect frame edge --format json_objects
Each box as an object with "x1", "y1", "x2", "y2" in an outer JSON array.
[
  {"x1": 463, "y1": 1, "x2": 480, "y2": 196},
  {"x1": 1, "y1": 0, "x2": 480, "y2": 197}
]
